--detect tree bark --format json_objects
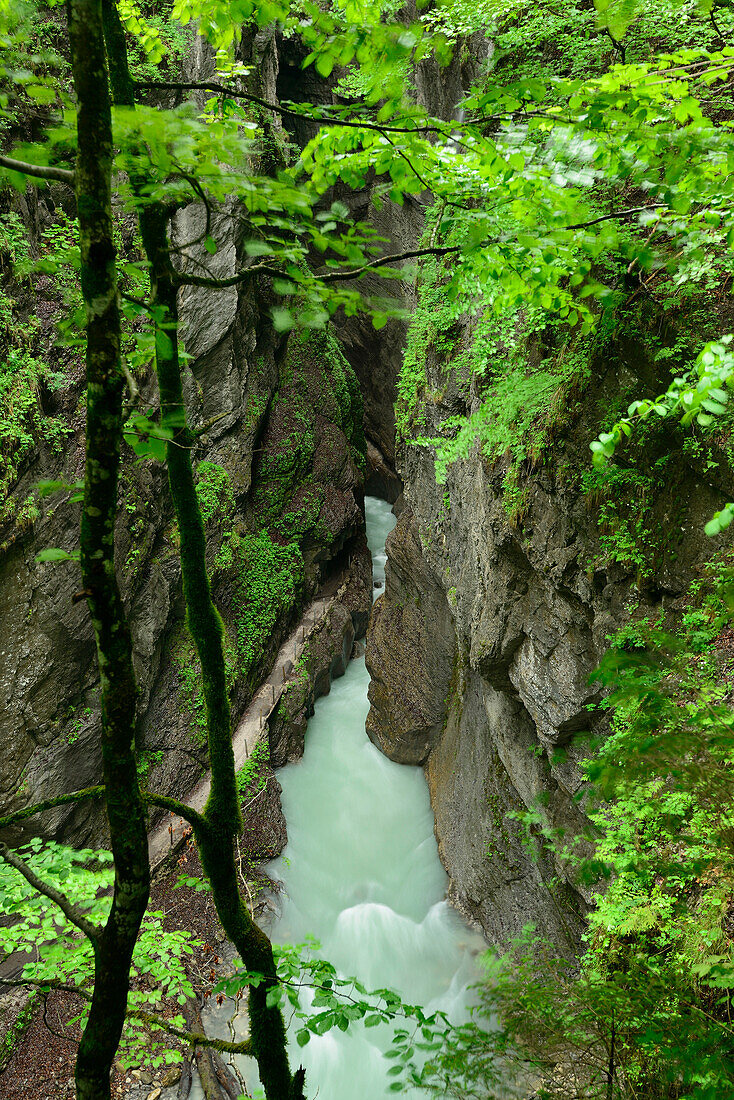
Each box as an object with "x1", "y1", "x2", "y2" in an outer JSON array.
[
  {"x1": 146, "y1": 209, "x2": 302, "y2": 1100},
  {"x1": 66, "y1": 2, "x2": 150, "y2": 1096},
  {"x1": 101, "y1": 7, "x2": 305, "y2": 1096}
]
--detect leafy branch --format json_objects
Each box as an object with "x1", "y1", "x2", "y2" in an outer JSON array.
[
  {"x1": 590, "y1": 335, "x2": 734, "y2": 534},
  {"x1": 0, "y1": 843, "x2": 100, "y2": 941},
  {"x1": 175, "y1": 205, "x2": 668, "y2": 292},
  {"x1": 133, "y1": 80, "x2": 459, "y2": 136}
]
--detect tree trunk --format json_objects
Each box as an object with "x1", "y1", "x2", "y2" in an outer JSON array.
[
  {"x1": 66, "y1": 2, "x2": 150, "y2": 1096},
  {"x1": 148, "y1": 222, "x2": 302, "y2": 1100},
  {"x1": 101, "y1": 8, "x2": 305, "y2": 1096}
]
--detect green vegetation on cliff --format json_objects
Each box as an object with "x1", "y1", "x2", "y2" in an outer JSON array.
[
  {"x1": 420, "y1": 562, "x2": 734, "y2": 1100},
  {"x1": 388, "y1": 0, "x2": 734, "y2": 1095},
  {"x1": 2, "y1": 0, "x2": 734, "y2": 1096}
]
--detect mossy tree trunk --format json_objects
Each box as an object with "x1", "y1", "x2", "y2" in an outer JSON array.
[
  {"x1": 66, "y1": 1, "x2": 150, "y2": 1097},
  {"x1": 102, "y1": 6, "x2": 305, "y2": 1096}
]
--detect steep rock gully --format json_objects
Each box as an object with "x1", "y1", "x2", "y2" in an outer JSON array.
[{"x1": 193, "y1": 496, "x2": 486, "y2": 1099}]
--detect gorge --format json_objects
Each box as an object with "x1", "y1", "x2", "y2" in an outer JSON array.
[
  {"x1": 2, "y1": 2, "x2": 734, "y2": 1098},
  {"x1": 191, "y1": 498, "x2": 486, "y2": 1100}
]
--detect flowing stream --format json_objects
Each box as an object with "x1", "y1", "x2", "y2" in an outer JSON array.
[{"x1": 197, "y1": 497, "x2": 484, "y2": 1099}]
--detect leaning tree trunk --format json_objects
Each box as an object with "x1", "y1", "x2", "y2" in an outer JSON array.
[
  {"x1": 67, "y1": 1, "x2": 150, "y2": 1096},
  {"x1": 144, "y1": 206, "x2": 304, "y2": 1100},
  {"x1": 101, "y1": 5, "x2": 305, "y2": 1096}
]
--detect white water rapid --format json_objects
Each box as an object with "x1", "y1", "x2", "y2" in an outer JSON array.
[{"x1": 194, "y1": 497, "x2": 485, "y2": 1099}]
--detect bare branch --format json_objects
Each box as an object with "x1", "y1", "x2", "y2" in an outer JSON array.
[
  {"x1": 0, "y1": 155, "x2": 75, "y2": 185},
  {"x1": 315, "y1": 244, "x2": 464, "y2": 282},
  {"x1": 144, "y1": 793, "x2": 207, "y2": 834},
  {"x1": 0, "y1": 842, "x2": 100, "y2": 941},
  {"x1": 0, "y1": 978, "x2": 253, "y2": 1055},
  {"x1": 173, "y1": 262, "x2": 282, "y2": 289},
  {"x1": 0, "y1": 786, "x2": 106, "y2": 830}
]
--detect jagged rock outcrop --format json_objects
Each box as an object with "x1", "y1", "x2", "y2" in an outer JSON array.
[
  {"x1": 0, "y1": 21, "x2": 388, "y2": 847},
  {"x1": 367, "y1": 337, "x2": 733, "y2": 952},
  {"x1": 0, "y1": 159, "x2": 367, "y2": 853},
  {"x1": 0, "y1": 269, "x2": 367, "y2": 846},
  {"x1": 366, "y1": 512, "x2": 456, "y2": 765}
]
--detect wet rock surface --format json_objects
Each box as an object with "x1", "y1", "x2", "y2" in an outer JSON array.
[
  {"x1": 268, "y1": 541, "x2": 373, "y2": 769},
  {"x1": 366, "y1": 347, "x2": 733, "y2": 950},
  {"x1": 366, "y1": 509, "x2": 456, "y2": 766},
  {"x1": 0, "y1": 253, "x2": 367, "y2": 851}
]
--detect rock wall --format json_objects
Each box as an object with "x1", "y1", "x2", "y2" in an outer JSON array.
[
  {"x1": 0, "y1": 257, "x2": 367, "y2": 845},
  {"x1": 0, "y1": 22, "x2": 389, "y2": 847},
  {"x1": 366, "y1": 332, "x2": 734, "y2": 952}
]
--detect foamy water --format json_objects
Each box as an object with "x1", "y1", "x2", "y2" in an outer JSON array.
[{"x1": 193, "y1": 498, "x2": 484, "y2": 1099}]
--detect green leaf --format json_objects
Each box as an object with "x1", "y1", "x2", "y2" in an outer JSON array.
[
  {"x1": 244, "y1": 240, "x2": 273, "y2": 257},
  {"x1": 26, "y1": 84, "x2": 57, "y2": 105},
  {"x1": 35, "y1": 548, "x2": 80, "y2": 563},
  {"x1": 272, "y1": 307, "x2": 294, "y2": 332},
  {"x1": 315, "y1": 53, "x2": 335, "y2": 78},
  {"x1": 37, "y1": 479, "x2": 84, "y2": 498}
]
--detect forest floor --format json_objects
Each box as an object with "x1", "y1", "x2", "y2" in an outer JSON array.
[{"x1": 0, "y1": 840, "x2": 230, "y2": 1100}]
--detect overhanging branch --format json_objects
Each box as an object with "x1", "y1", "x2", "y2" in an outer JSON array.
[
  {"x1": 0, "y1": 786, "x2": 206, "y2": 836},
  {"x1": 0, "y1": 842, "x2": 100, "y2": 941},
  {"x1": 133, "y1": 80, "x2": 450, "y2": 136},
  {"x1": 144, "y1": 792, "x2": 207, "y2": 834},
  {"x1": 564, "y1": 204, "x2": 666, "y2": 230},
  {"x1": 174, "y1": 204, "x2": 670, "y2": 290},
  {"x1": 0, "y1": 155, "x2": 75, "y2": 185},
  {"x1": 314, "y1": 244, "x2": 463, "y2": 282},
  {"x1": 0, "y1": 786, "x2": 106, "y2": 830},
  {"x1": 133, "y1": 79, "x2": 574, "y2": 135}
]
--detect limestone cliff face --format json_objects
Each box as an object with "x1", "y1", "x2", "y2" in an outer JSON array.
[
  {"x1": 0, "y1": 257, "x2": 367, "y2": 845},
  {"x1": 0, "y1": 24, "x2": 382, "y2": 846},
  {"x1": 366, "y1": 334, "x2": 733, "y2": 952},
  {"x1": 1, "y1": 17, "x2": 477, "y2": 844}
]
